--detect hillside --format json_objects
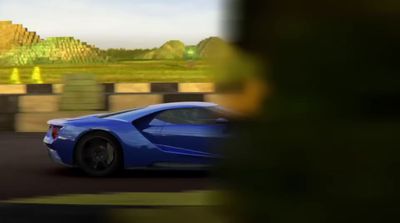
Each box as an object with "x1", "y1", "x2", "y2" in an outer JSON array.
[
  {"x1": 102, "y1": 38, "x2": 229, "y2": 61},
  {"x1": 197, "y1": 37, "x2": 230, "y2": 59},
  {"x1": 0, "y1": 20, "x2": 229, "y2": 64},
  {"x1": 151, "y1": 40, "x2": 186, "y2": 59},
  {"x1": 0, "y1": 37, "x2": 107, "y2": 65},
  {"x1": 0, "y1": 21, "x2": 41, "y2": 54}
]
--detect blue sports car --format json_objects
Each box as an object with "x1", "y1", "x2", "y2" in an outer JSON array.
[{"x1": 43, "y1": 102, "x2": 231, "y2": 176}]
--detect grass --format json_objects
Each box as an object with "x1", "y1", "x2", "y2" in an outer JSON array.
[{"x1": 0, "y1": 60, "x2": 215, "y2": 84}]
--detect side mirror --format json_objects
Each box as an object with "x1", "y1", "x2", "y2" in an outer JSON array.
[{"x1": 215, "y1": 117, "x2": 229, "y2": 124}]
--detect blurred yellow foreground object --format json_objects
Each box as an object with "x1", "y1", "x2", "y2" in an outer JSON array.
[
  {"x1": 9, "y1": 68, "x2": 21, "y2": 84},
  {"x1": 31, "y1": 66, "x2": 43, "y2": 84}
]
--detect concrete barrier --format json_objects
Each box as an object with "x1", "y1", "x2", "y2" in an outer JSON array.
[
  {"x1": 0, "y1": 95, "x2": 19, "y2": 131},
  {"x1": 178, "y1": 83, "x2": 214, "y2": 93},
  {"x1": 0, "y1": 82, "x2": 255, "y2": 132},
  {"x1": 15, "y1": 111, "x2": 95, "y2": 132},
  {"x1": 0, "y1": 82, "x2": 217, "y2": 94},
  {"x1": 19, "y1": 95, "x2": 59, "y2": 112},
  {"x1": 114, "y1": 83, "x2": 150, "y2": 93},
  {"x1": 0, "y1": 85, "x2": 26, "y2": 94}
]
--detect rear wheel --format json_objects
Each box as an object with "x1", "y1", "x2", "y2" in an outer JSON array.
[{"x1": 75, "y1": 132, "x2": 122, "y2": 177}]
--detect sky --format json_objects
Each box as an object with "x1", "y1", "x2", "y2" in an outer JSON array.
[{"x1": 0, "y1": 0, "x2": 228, "y2": 49}]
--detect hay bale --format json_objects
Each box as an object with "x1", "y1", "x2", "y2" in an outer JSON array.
[{"x1": 59, "y1": 74, "x2": 104, "y2": 111}]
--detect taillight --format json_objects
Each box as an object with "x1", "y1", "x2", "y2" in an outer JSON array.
[{"x1": 51, "y1": 126, "x2": 62, "y2": 139}]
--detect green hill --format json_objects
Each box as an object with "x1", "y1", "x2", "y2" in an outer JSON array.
[
  {"x1": 152, "y1": 40, "x2": 186, "y2": 59},
  {"x1": 197, "y1": 37, "x2": 230, "y2": 59},
  {"x1": 1, "y1": 20, "x2": 229, "y2": 64},
  {"x1": 103, "y1": 40, "x2": 186, "y2": 60},
  {"x1": 0, "y1": 37, "x2": 107, "y2": 65}
]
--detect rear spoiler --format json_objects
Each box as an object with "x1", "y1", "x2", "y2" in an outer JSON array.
[
  {"x1": 47, "y1": 113, "x2": 105, "y2": 126},
  {"x1": 47, "y1": 118, "x2": 69, "y2": 126}
]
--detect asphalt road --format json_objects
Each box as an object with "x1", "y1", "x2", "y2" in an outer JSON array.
[{"x1": 0, "y1": 133, "x2": 213, "y2": 200}]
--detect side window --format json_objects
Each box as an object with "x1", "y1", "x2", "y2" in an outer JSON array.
[
  {"x1": 157, "y1": 109, "x2": 187, "y2": 124},
  {"x1": 187, "y1": 108, "x2": 219, "y2": 124},
  {"x1": 152, "y1": 108, "x2": 222, "y2": 125}
]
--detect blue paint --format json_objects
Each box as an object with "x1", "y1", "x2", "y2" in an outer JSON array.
[{"x1": 43, "y1": 102, "x2": 230, "y2": 169}]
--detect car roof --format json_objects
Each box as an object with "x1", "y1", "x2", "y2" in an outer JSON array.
[
  {"x1": 146, "y1": 102, "x2": 217, "y2": 110},
  {"x1": 103, "y1": 102, "x2": 219, "y2": 122}
]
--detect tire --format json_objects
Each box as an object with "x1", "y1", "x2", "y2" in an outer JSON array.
[{"x1": 75, "y1": 132, "x2": 122, "y2": 177}]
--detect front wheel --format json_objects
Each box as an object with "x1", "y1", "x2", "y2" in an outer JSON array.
[{"x1": 75, "y1": 132, "x2": 122, "y2": 177}]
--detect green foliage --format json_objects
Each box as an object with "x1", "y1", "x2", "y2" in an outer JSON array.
[
  {"x1": 32, "y1": 57, "x2": 53, "y2": 64},
  {"x1": 103, "y1": 48, "x2": 155, "y2": 61},
  {"x1": 183, "y1": 46, "x2": 199, "y2": 60},
  {"x1": 142, "y1": 50, "x2": 156, "y2": 59},
  {"x1": 103, "y1": 40, "x2": 188, "y2": 61},
  {"x1": 0, "y1": 37, "x2": 107, "y2": 66}
]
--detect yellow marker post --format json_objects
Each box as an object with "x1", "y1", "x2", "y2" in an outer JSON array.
[
  {"x1": 31, "y1": 66, "x2": 43, "y2": 84},
  {"x1": 9, "y1": 68, "x2": 22, "y2": 84}
]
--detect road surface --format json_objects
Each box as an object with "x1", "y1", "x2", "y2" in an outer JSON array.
[{"x1": 0, "y1": 133, "x2": 212, "y2": 200}]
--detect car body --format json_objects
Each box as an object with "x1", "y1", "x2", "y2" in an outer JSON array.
[{"x1": 43, "y1": 102, "x2": 231, "y2": 176}]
